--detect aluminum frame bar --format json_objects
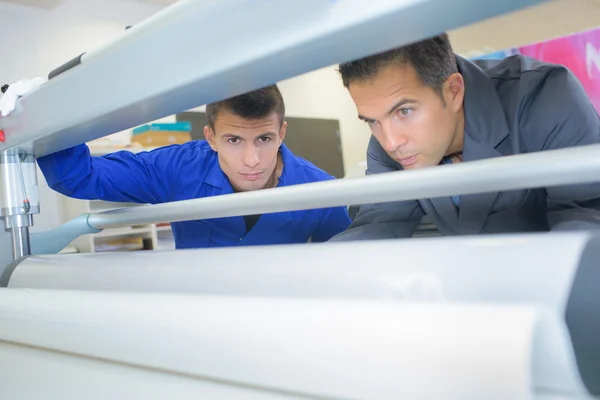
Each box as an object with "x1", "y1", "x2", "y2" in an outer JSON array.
[
  {"x1": 86, "y1": 143, "x2": 600, "y2": 229},
  {"x1": 0, "y1": 0, "x2": 546, "y2": 156}
]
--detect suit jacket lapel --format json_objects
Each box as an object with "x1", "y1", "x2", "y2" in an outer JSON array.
[
  {"x1": 418, "y1": 200, "x2": 457, "y2": 234},
  {"x1": 458, "y1": 137, "x2": 501, "y2": 234},
  {"x1": 455, "y1": 55, "x2": 511, "y2": 234},
  {"x1": 429, "y1": 196, "x2": 459, "y2": 229}
]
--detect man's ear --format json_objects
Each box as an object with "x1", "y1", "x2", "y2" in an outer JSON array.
[
  {"x1": 278, "y1": 121, "x2": 287, "y2": 143},
  {"x1": 444, "y1": 72, "x2": 465, "y2": 112},
  {"x1": 204, "y1": 125, "x2": 217, "y2": 151}
]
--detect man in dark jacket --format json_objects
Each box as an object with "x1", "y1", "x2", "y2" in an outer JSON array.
[{"x1": 332, "y1": 33, "x2": 600, "y2": 241}]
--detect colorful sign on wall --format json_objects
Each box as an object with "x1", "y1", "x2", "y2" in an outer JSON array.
[{"x1": 473, "y1": 26, "x2": 600, "y2": 112}]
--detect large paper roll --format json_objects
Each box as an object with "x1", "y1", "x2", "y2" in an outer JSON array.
[
  {"x1": 6, "y1": 232, "x2": 600, "y2": 395},
  {"x1": 0, "y1": 289, "x2": 577, "y2": 400}
]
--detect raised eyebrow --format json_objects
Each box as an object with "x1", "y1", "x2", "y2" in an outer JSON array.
[
  {"x1": 387, "y1": 98, "x2": 418, "y2": 115},
  {"x1": 357, "y1": 98, "x2": 418, "y2": 122}
]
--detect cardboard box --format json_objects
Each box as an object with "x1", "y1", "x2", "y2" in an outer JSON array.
[
  {"x1": 131, "y1": 130, "x2": 192, "y2": 147},
  {"x1": 131, "y1": 122, "x2": 193, "y2": 147}
]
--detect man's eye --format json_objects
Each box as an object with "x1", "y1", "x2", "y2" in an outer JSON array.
[
  {"x1": 366, "y1": 119, "x2": 378, "y2": 126},
  {"x1": 397, "y1": 108, "x2": 413, "y2": 117},
  {"x1": 228, "y1": 138, "x2": 240, "y2": 144},
  {"x1": 258, "y1": 136, "x2": 271, "y2": 143}
]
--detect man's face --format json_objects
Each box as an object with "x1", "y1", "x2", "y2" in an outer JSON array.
[
  {"x1": 205, "y1": 110, "x2": 286, "y2": 192},
  {"x1": 348, "y1": 63, "x2": 464, "y2": 169}
]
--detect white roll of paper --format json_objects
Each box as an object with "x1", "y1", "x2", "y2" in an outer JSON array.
[{"x1": 0, "y1": 288, "x2": 569, "y2": 400}]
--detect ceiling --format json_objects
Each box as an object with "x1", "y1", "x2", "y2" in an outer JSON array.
[
  {"x1": 449, "y1": 0, "x2": 600, "y2": 56},
  {"x1": 0, "y1": 0, "x2": 598, "y2": 55},
  {"x1": 0, "y1": 0, "x2": 64, "y2": 8},
  {"x1": 0, "y1": 0, "x2": 179, "y2": 8},
  {"x1": 132, "y1": 0, "x2": 178, "y2": 4}
]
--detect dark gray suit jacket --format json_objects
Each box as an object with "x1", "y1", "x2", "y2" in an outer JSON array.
[{"x1": 333, "y1": 55, "x2": 600, "y2": 241}]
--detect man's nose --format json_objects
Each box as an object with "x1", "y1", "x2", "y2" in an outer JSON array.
[
  {"x1": 242, "y1": 145, "x2": 260, "y2": 168},
  {"x1": 379, "y1": 122, "x2": 408, "y2": 154}
]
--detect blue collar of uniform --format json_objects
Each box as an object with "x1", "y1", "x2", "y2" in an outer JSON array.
[
  {"x1": 278, "y1": 143, "x2": 309, "y2": 186},
  {"x1": 204, "y1": 143, "x2": 308, "y2": 193}
]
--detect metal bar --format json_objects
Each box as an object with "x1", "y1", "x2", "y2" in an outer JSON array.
[
  {"x1": 29, "y1": 214, "x2": 101, "y2": 256},
  {"x1": 1, "y1": 149, "x2": 37, "y2": 261},
  {"x1": 0, "y1": 223, "x2": 14, "y2": 278},
  {"x1": 0, "y1": 0, "x2": 547, "y2": 156},
  {"x1": 10, "y1": 226, "x2": 30, "y2": 259},
  {"x1": 88, "y1": 143, "x2": 600, "y2": 229}
]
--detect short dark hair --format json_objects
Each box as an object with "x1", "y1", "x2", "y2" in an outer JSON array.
[
  {"x1": 338, "y1": 34, "x2": 457, "y2": 96},
  {"x1": 205, "y1": 84, "x2": 285, "y2": 130}
]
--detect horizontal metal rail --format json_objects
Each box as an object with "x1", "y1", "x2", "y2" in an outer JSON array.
[{"x1": 88, "y1": 143, "x2": 600, "y2": 229}]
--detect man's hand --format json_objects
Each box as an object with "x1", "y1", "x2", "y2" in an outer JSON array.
[{"x1": 0, "y1": 77, "x2": 47, "y2": 117}]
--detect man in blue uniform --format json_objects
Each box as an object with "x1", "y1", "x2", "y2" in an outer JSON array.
[{"x1": 35, "y1": 85, "x2": 351, "y2": 248}]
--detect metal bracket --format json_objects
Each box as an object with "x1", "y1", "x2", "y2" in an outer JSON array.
[{"x1": 0, "y1": 148, "x2": 39, "y2": 260}]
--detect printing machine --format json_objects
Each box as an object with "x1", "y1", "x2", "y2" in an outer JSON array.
[{"x1": 1, "y1": 0, "x2": 600, "y2": 398}]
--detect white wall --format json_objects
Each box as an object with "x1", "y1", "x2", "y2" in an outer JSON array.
[
  {"x1": 0, "y1": 0, "x2": 163, "y2": 231},
  {"x1": 277, "y1": 67, "x2": 371, "y2": 177},
  {"x1": 0, "y1": 0, "x2": 162, "y2": 84}
]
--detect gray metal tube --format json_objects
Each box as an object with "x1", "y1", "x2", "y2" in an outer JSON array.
[
  {"x1": 11, "y1": 226, "x2": 30, "y2": 259},
  {"x1": 1, "y1": 149, "x2": 37, "y2": 261},
  {"x1": 0, "y1": 151, "x2": 40, "y2": 218},
  {"x1": 29, "y1": 214, "x2": 101, "y2": 256},
  {"x1": 87, "y1": 144, "x2": 600, "y2": 229},
  {"x1": 0, "y1": 221, "x2": 15, "y2": 278},
  {"x1": 0, "y1": 0, "x2": 547, "y2": 156}
]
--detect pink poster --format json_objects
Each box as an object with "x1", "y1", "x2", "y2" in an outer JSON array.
[{"x1": 517, "y1": 29, "x2": 600, "y2": 112}]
